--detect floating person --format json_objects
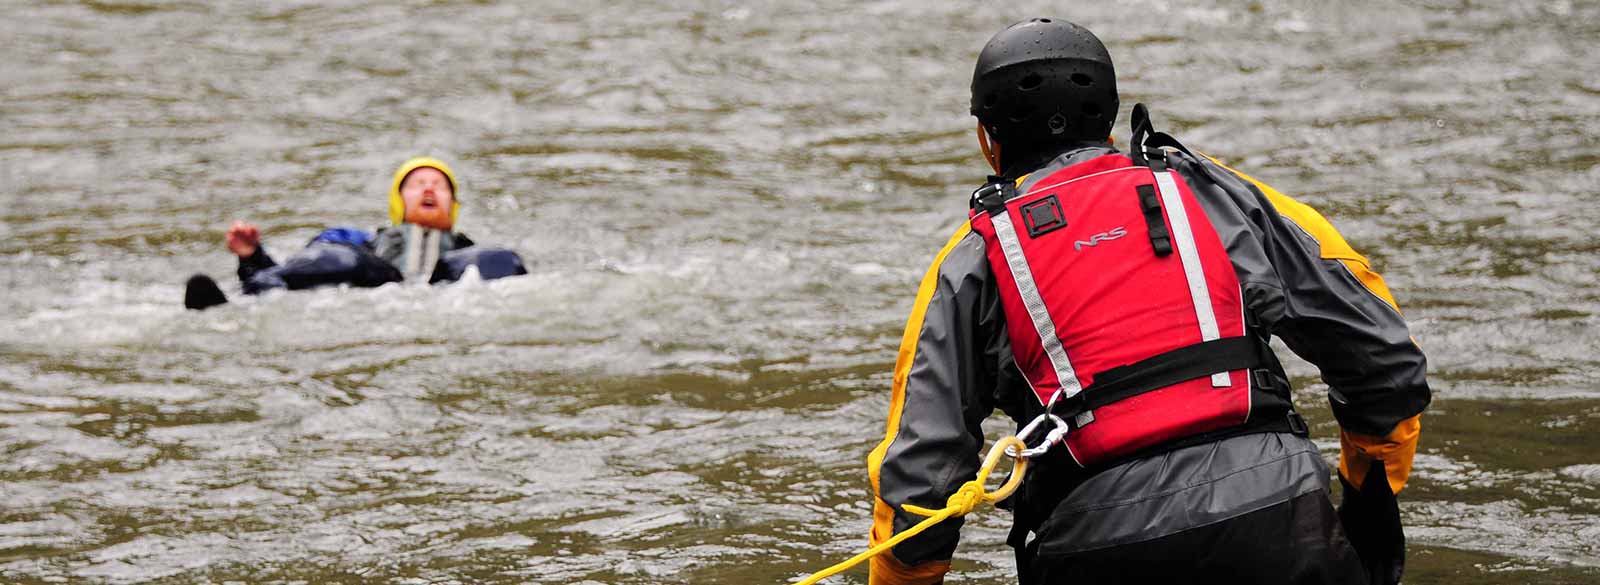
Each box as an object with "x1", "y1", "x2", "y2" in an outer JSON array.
[
  {"x1": 865, "y1": 19, "x2": 1428, "y2": 585},
  {"x1": 184, "y1": 157, "x2": 527, "y2": 310}
]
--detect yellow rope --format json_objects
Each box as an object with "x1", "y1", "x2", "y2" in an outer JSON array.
[{"x1": 792, "y1": 436, "x2": 1030, "y2": 585}]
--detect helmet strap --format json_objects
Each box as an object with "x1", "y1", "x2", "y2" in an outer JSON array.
[{"x1": 977, "y1": 123, "x2": 1002, "y2": 174}]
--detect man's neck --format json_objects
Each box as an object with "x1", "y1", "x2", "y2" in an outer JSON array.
[{"x1": 1001, "y1": 140, "x2": 1116, "y2": 179}]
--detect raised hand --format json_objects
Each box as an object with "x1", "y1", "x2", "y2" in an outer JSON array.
[{"x1": 225, "y1": 220, "x2": 261, "y2": 258}]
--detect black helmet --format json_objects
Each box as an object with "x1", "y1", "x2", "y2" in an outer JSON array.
[{"x1": 971, "y1": 18, "x2": 1118, "y2": 153}]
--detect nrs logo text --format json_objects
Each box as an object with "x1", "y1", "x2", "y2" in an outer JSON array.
[{"x1": 1074, "y1": 227, "x2": 1128, "y2": 251}]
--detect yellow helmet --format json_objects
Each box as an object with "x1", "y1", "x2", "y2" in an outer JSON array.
[{"x1": 388, "y1": 156, "x2": 461, "y2": 226}]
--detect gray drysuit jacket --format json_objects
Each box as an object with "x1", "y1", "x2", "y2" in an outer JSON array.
[{"x1": 865, "y1": 144, "x2": 1431, "y2": 581}]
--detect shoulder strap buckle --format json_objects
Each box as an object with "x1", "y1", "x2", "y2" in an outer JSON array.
[
  {"x1": 1129, "y1": 103, "x2": 1197, "y2": 171},
  {"x1": 970, "y1": 175, "x2": 1015, "y2": 215}
]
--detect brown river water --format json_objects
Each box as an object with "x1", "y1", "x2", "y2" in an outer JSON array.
[{"x1": 2, "y1": 1, "x2": 1598, "y2": 583}]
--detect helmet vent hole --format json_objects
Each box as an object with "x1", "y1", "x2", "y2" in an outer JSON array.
[
  {"x1": 1081, "y1": 102, "x2": 1103, "y2": 118},
  {"x1": 1037, "y1": 18, "x2": 1052, "y2": 23},
  {"x1": 1071, "y1": 73, "x2": 1094, "y2": 87},
  {"x1": 1008, "y1": 104, "x2": 1036, "y2": 122},
  {"x1": 983, "y1": 93, "x2": 998, "y2": 109},
  {"x1": 1018, "y1": 73, "x2": 1043, "y2": 91}
]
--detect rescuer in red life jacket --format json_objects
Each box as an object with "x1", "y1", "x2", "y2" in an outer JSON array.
[{"x1": 866, "y1": 18, "x2": 1429, "y2": 585}]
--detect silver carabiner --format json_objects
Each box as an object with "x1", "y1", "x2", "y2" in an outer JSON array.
[{"x1": 1005, "y1": 389, "x2": 1073, "y2": 459}]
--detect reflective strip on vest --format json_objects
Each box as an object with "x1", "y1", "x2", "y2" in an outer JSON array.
[
  {"x1": 990, "y1": 207, "x2": 1084, "y2": 400},
  {"x1": 1153, "y1": 170, "x2": 1230, "y2": 387},
  {"x1": 402, "y1": 223, "x2": 443, "y2": 282}
]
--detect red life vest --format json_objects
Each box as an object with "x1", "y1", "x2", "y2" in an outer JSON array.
[{"x1": 969, "y1": 152, "x2": 1262, "y2": 467}]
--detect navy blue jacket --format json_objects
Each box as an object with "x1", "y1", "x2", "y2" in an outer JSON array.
[{"x1": 237, "y1": 227, "x2": 524, "y2": 294}]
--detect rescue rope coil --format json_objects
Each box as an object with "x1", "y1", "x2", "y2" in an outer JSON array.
[{"x1": 793, "y1": 406, "x2": 1071, "y2": 585}]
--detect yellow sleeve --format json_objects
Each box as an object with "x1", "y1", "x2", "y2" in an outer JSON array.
[{"x1": 866, "y1": 222, "x2": 974, "y2": 552}]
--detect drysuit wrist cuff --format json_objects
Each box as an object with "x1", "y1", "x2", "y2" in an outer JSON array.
[
  {"x1": 868, "y1": 553, "x2": 949, "y2": 585},
  {"x1": 1340, "y1": 415, "x2": 1421, "y2": 494}
]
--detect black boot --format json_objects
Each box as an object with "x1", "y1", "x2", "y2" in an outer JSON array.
[{"x1": 184, "y1": 274, "x2": 229, "y2": 310}]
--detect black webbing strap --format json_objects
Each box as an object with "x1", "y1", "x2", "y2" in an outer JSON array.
[
  {"x1": 1053, "y1": 335, "x2": 1268, "y2": 423},
  {"x1": 1129, "y1": 103, "x2": 1195, "y2": 170},
  {"x1": 1134, "y1": 184, "x2": 1173, "y2": 256},
  {"x1": 1128, "y1": 103, "x2": 1164, "y2": 170},
  {"x1": 971, "y1": 175, "x2": 1014, "y2": 215}
]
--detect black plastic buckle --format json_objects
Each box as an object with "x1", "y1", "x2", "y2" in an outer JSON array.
[
  {"x1": 970, "y1": 177, "x2": 1012, "y2": 215},
  {"x1": 1286, "y1": 412, "x2": 1309, "y2": 436},
  {"x1": 1143, "y1": 149, "x2": 1168, "y2": 172},
  {"x1": 1251, "y1": 368, "x2": 1275, "y2": 391}
]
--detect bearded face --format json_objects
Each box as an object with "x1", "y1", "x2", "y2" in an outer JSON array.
[{"x1": 399, "y1": 166, "x2": 455, "y2": 231}]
